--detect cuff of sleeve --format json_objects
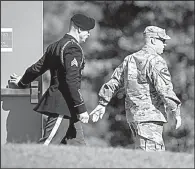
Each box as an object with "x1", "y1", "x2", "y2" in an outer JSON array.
[
  {"x1": 99, "y1": 98, "x2": 109, "y2": 107},
  {"x1": 18, "y1": 80, "x2": 29, "y2": 88},
  {"x1": 75, "y1": 103, "x2": 87, "y2": 114}
]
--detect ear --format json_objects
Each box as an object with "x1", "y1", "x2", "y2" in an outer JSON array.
[
  {"x1": 77, "y1": 27, "x2": 81, "y2": 34},
  {"x1": 150, "y1": 38, "x2": 156, "y2": 45}
]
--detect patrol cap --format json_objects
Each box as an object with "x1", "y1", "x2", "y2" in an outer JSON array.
[
  {"x1": 71, "y1": 14, "x2": 95, "y2": 31},
  {"x1": 143, "y1": 26, "x2": 171, "y2": 40}
]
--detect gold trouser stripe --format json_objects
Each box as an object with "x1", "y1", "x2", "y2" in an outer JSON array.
[{"x1": 43, "y1": 115, "x2": 63, "y2": 146}]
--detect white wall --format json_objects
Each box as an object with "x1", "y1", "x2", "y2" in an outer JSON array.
[
  {"x1": 1, "y1": 1, "x2": 43, "y2": 88},
  {"x1": 1, "y1": 1, "x2": 43, "y2": 144}
]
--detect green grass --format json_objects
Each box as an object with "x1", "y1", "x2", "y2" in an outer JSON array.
[{"x1": 1, "y1": 143, "x2": 194, "y2": 168}]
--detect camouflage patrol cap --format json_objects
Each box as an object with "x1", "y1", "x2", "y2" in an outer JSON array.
[
  {"x1": 71, "y1": 14, "x2": 95, "y2": 31},
  {"x1": 143, "y1": 26, "x2": 171, "y2": 39}
]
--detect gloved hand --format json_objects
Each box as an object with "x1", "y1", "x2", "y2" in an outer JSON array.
[
  {"x1": 77, "y1": 111, "x2": 89, "y2": 123},
  {"x1": 89, "y1": 104, "x2": 106, "y2": 122},
  {"x1": 8, "y1": 73, "x2": 22, "y2": 88}
]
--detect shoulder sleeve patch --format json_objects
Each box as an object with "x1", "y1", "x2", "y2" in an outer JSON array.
[{"x1": 159, "y1": 67, "x2": 171, "y2": 81}]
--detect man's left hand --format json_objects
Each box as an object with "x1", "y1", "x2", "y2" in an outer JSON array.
[{"x1": 77, "y1": 111, "x2": 89, "y2": 123}]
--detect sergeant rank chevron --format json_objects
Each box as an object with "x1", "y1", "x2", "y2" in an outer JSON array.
[{"x1": 71, "y1": 58, "x2": 78, "y2": 67}]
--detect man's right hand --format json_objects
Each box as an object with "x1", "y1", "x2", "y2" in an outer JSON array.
[
  {"x1": 175, "y1": 115, "x2": 182, "y2": 129},
  {"x1": 89, "y1": 104, "x2": 106, "y2": 122},
  {"x1": 77, "y1": 111, "x2": 89, "y2": 123},
  {"x1": 9, "y1": 73, "x2": 22, "y2": 87}
]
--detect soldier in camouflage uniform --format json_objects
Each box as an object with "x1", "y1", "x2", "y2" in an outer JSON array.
[{"x1": 90, "y1": 26, "x2": 182, "y2": 151}]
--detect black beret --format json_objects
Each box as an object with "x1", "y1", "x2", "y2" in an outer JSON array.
[{"x1": 71, "y1": 14, "x2": 95, "y2": 31}]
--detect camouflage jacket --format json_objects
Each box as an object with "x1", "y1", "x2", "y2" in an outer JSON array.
[{"x1": 99, "y1": 45, "x2": 181, "y2": 123}]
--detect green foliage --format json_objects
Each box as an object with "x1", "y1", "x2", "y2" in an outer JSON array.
[{"x1": 43, "y1": 1, "x2": 194, "y2": 153}]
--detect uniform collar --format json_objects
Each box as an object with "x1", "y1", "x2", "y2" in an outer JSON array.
[
  {"x1": 142, "y1": 44, "x2": 157, "y2": 54},
  {"x1": 64, "y1": 33, "x2": 84, "y2": 58},
  {"x1": 64, "y1": 33, "x2": 79, "y2": 43}
]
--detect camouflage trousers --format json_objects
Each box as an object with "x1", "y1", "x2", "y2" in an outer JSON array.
[{"x1": 129, "y1": 121, "x2": 165, "y2": 151}]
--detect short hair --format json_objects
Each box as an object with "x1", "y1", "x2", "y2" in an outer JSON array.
[{"x1": 69, "y1": 20, "x2": 78, "y2": 31}]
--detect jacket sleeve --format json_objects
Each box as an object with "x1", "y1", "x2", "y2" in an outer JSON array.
[
  {"x1": 63, "y1": 45, "x2": 87, "y2": 114},
  {"x1": 148, "y1": 56, "x2": 181, "y2": 116},
  {"x1": 18, "y1": 51, "x2": 49, "y2": 88},
  {"x1": 98, "y1": 57, "x2": 128, "y2": 106}
]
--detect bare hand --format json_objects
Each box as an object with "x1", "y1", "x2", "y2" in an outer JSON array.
[
  {"x1": 77, "y1": 111, "x2": 89, "y2": 123},
  {"x1": 175, "y1": 115, "x2": 182, "y2": 129},
  {"x1": 89, "y1": 105, "x2": 106, "y2": 122}
]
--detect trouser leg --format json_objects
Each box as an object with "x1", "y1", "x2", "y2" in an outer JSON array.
[
  {"x1": 38, "y1": 114, "x2": 70, "y2": 145},
  {"x1": 63, "y1": 120, "x2": 86, "y2": 146},
  {"x1": 136, "y1": 135, "x2": 165, "y2": 151},
  {"x1": 129, "y1": 121, "x2": 165, "y2": 151}
]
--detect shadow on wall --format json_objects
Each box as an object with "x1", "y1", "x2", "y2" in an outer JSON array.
[{"x1": 1, "y1": 96, "x2": 42, "y2": 144}]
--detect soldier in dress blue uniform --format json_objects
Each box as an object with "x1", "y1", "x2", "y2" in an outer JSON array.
[
  {"x1": 90, "y1": 26, "x2": 182, "y2": 151},
  {"x1": 10, "y1": 14, "x2": 95, "y2": 145}
]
